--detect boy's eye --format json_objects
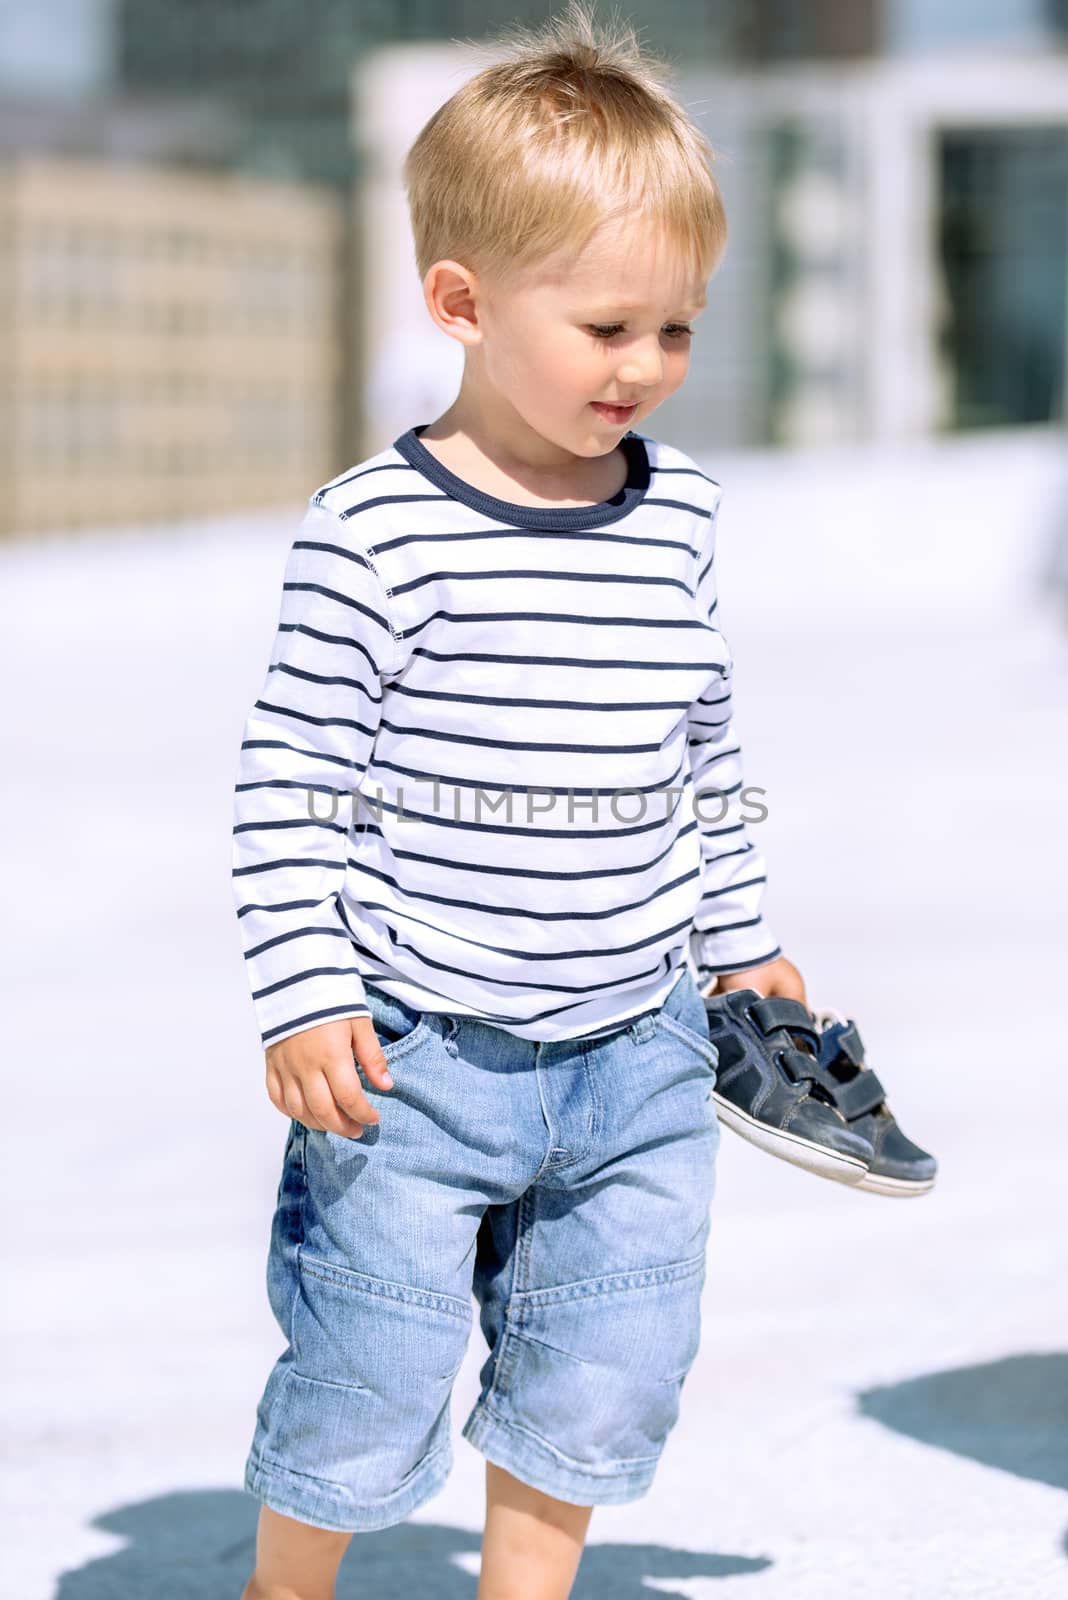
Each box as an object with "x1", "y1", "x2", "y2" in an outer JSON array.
[{"x1": 587, "y1": 323, "x2": 693, "y2": 341}]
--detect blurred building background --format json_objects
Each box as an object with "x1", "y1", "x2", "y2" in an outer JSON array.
[
  {"x1": 0, "y1": 159, "x2": 342, "y2": 531},
  {"x1": 0, "y1": 0, "x2": 1066, "y2": 531}
]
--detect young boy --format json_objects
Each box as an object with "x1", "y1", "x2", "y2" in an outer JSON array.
[{"x1": 231, "y1": 7, "x2": 806, "y2": 1597}]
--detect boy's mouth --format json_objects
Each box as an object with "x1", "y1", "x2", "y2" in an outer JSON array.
[{"x1": 590, "y1": 402, "x2": 638, "y2": 424}]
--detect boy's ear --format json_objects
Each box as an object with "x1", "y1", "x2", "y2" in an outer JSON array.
[{"x1": 423, "y1": 259, "x2": 483, "y2": 346}]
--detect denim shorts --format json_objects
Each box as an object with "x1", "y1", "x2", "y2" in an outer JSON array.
[{"x1": 244, "y1": 962, "x2": 721, "y2": 1532}]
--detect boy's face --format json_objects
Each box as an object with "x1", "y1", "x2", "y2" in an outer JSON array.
[{"x1": 434, "y1": 216, "x2": 709, "y2": 464}]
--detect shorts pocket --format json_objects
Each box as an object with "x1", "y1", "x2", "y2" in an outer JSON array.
[
  {"x1": 363, "y1": 985, "x2": 431, "y2": 1062},
  {"x1": 653, "y1": 1009, "x2": 720, "y2": 1076}
]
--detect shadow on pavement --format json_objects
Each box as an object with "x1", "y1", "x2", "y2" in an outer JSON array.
[
  {"x1": 54, "y1": 1489, "x2": 772, "y2": 1598},
  {"x1": 858, "y1": 1351, "x2": 1068, "y2": 1493}
]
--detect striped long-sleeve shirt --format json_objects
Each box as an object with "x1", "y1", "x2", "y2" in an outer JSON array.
[{"x1": 231, "y1": 424, "x2": 781, "y2": 1048}]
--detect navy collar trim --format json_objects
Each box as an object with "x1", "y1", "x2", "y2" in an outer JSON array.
[{"x1": 392, "y1": 424, "x2": 652, "y2": 530}]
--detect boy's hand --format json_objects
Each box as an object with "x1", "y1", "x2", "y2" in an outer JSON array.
[
  {"x1": 264, "y1": 1015, "x2": 396, "y2": 1137},
  {"x1": 700, "y1": 954, "x2": 807, "y2": 1006}
]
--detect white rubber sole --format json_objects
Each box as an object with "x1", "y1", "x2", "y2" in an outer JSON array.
[
  {"x1": 713, "y1": 1091, "x2": 937, "y2": 1198},
  {"x1": 712, "y1": 1091, "x2": 869, "y2": 1187},
  {"x1": 853, "y1": 1170, "x2": 937, "y2": 1198}
]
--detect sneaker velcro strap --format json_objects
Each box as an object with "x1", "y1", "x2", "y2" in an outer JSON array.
[
  {"x1": 833, "y1": 1020, "x2": 866, "y2": 1067},
  {"x1": 749, "y1": 997, "x2": 817, "y2": 1038},
  {"x1": 829, "y1": 1069, "x2": 886, "y2": 1119},
  {"x1": 777, "y1": 1047, "x2": 821, "y2": 1084}
]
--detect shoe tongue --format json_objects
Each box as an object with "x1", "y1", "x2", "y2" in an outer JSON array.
[{"x1": 816, "y1": 1020, "x2": 855, "y2": 1074}]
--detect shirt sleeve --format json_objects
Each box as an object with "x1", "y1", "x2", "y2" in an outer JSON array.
[
  {"x1": 686, "y1": 490, "x2": 783, "y2": 987},
  {"x1": 231, "y1": 498, "x2": 396, "y2": 1049}
]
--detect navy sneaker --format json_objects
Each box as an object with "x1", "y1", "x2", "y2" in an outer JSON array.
[
  {"x1": 703, "y1": 990, "x2": 875, "y2": 1186},
  {"x1": 812, "y1": 1008, "x2": 938, "y2": 1198}
]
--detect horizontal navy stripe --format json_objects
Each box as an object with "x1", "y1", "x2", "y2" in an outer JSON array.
[
  {"x1": 242, "y1": 922, "x2": 354, "y2": 962},
  {"x1": 409, "y1": 645, "x2": 726, "y2": 670},
  {"x1": 344, "y1": 890, "x2": 701, "y2": 968},
  {"x1": 345, "y1": 855, "x2": 702, "y2": 923},
  {"x1": 365, "y1": 746, "x2": 689, "y2": 800},
  {"x1": 342, "y1": 916, "x2": 668, "y2": 1000},
  {"x1": 390, "y1": 567, "x2": 695, "y2": 598},
  {"x1": 350, "y1": 813, "x2": 695, "y2": 881},
  {"x1": 254, "y1": 699, "x2": 378, "y2": 735},
  {"x1": 697, "y1": 945, "x2": 782, "y2": 974},
  {"x1": 339, "y1": 790, "x2": 690, "y2": 841},
  {"x1": 284, "y1": 580, "x2": 392, "y2": 634},
  {"x1": 387, "y1": 682, "x2": 699, "y2": 713},
  {"x1": 370, "y1": 524, "x2": 701, "y2": 558},
  {"x1": 233, "y1": 816, "x2": 348, "y2": 836},
  {"x1": 278, "y1": 621, "x2": 385, "y2": 674},
  {"x1": 399, "y1": 608, "x2": 714, "y2": 638},
  {"x1": 252, "y1": 964, "x2": 367, "y2": 1001},
  {"x1": 372, "y1": 715, "x2": 689, "y2": 756},
  {"x1": 261, "y1": 1002, "x2": 370, "y2": 1045},
  {"x1": 238, "y1": 738, "x2": 366, "y2": 774}
]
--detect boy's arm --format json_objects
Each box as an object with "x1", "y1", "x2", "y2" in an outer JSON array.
[
  {"x1": 231, "y1": 499, "x2": 394, "y2": 1051},
  {"x1": 687, "y1": 490, "x2": 783, "y2": 992}
]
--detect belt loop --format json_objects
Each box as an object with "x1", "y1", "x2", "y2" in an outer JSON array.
[{"x1": 442, "y1": 1015, "x2": 460, "y2": 1057}]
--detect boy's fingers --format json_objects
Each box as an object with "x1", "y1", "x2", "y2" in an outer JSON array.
[
  {"x1": 279, "y1": 1074, "x2": 327, "y2": 1132},
  {"x1": 291, "y1": 1067, "x2": 371, "y2": 1137},
  {"x1": 321, "y1": 1048, "x2": 385, "y2": 1130},
  {"x1": 264, "y1": 1022, "x2": 382, "y2": 1136},
  {"x1": 266, "y1": 1060, "x2": 363, "y2": 1136},
  {"x1": 262, "y1": 1018, "x2": 398, "y2": 1138},
  {"x1": 350, "y1": 1016, "x2": 396, "y2": 1091}
]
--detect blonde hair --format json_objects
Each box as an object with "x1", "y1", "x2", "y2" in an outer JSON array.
[{"x1": 402, "y1": 0, "x2": 728, "y2": 294}]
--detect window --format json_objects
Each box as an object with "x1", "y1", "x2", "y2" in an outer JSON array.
[{"x1": 938, "y1": 125, "x2": 1068, "y2": 427}]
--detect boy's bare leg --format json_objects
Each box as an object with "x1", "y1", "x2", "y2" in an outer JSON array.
[
  {"x1": 239, "y1": 1464, "x2": 592, "y2": 1600},
  {"x1": 477, "y1": 1461, "x2": 594, "y2": 1600},
  {"x1": 240, "y1": 1504, "x2": 353, "y2": 1600}
]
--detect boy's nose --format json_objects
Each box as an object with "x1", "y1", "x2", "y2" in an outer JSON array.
[{"x1": 617, "y1": 352, "x2": 663, "y2": 389}]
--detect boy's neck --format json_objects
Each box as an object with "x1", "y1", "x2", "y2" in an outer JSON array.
[{"x1": 417, "y1": 415, "x2": 629, "y2": 510}]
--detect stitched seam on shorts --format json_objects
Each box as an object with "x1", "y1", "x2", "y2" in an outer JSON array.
[
  {"x1": 285, "y1": 1365, "x2": 371, "y2": 1396},
  {"x1": 513, "y1": 1184, "x2": 536, "y2": 1310},
  {"x1": 481, "y1": 1189, "x2": 534, "y2": 1407},
  {"x1": 473, "y1": 1402, "x2": 662, "y2": 1471},
  {"x1": 297, "y1": 1246, "x2": 471, "y2": 1320},
  {"x1": 289, "y1": 1126, "x2": 309, "y2": 1367},
  {"x1": 255, "y1": 1438, "x2": 451, "y2": 1497},
  {"x1": 376, "y1": 1019, "x2": 431, "y2": 1064},
  {"x1": 513, "y1": 1251, "x2": 705, "y2": 1307},
  {"x1": 654, "y1": 1010, "x2": 718, "y2": 1065},
  {"x1": 255, "y1": 1429, "x2": 356, "y2": 1493},
  {"x1": 580, "y1": 1040, "x2": 602, "y2": 1152},
  {"x1": 506, "y1": 1326, "x2": 592, "y2": 1368}
]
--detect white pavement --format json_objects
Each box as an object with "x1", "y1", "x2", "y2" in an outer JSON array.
[{"x1": 3, "y1": 433, "x2": 1067, "y2": 1600}]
